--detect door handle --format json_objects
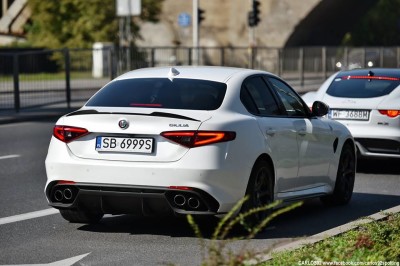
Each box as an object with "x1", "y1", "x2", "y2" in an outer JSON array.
[{"x1": 266, "y1": 129, "x2": 276, "y2": 136}]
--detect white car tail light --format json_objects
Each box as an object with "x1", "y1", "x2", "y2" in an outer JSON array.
[
  {"x1": 161, "y1": 131, "x2": 236, "y2": 148},
  {"x1": 53, "y1": 125, "x2": 89, "y2": 143}
]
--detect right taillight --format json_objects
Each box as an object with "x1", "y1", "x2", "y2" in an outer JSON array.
[
  {"x1": 53, "y1": 125, "x2": 89, "y2": 143},
  {"x1": 378, "y1": 110, "x2": 400, "y2": 118},
  {"x1": 161, "y1": 130, "x2": 236, "y2": 148}
]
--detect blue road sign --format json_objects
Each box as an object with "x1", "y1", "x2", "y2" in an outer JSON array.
[{"x1": 178, "y1": 12, "x2": 191, "y2": 27}]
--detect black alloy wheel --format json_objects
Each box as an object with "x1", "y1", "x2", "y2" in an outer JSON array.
[
  {"x1": 321, "y1": 143, "x2": 356, "y2": 205},
  {"x1": 241, "y1": 159, "x2": 274, "y2": 227}
]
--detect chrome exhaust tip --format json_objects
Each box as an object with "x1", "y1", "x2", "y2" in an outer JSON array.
[
  {"x1": 63, "y1": 188, "x2": 73, "y2": 200},
  {"x1": 54, "y1": 190, "x2": 64, "y2": 201},
  {"x1": 187, "y1": 197, "x2": 200, "y2": 209},
  {"x1": 173, "y1": 194, "x2": 186, "y2": 207}
]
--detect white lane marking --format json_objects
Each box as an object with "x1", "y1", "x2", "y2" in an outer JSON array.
[
  {"x1": 0, "y1": 208, "x2": 59, "y2": 225},
  {"x1": 48, "y1": 253, "x2": 90, "y2": 266},
  {"x1": 0, "y1": 253, "x2": 91, "y2": 266},
  {"x1": 0, "y1": 154, "x2": 20, "y2": 160}
]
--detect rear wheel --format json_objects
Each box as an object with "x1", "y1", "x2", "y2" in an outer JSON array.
[
  {"x1": 321, "y1": 143, "x2": 356, "y2": 206},
  {"x1": 59, "y1": 209, "x2": 103, "y2": 224},
  {"x1": 241, "y1": 159, "x2": 274, "y2": 227}
]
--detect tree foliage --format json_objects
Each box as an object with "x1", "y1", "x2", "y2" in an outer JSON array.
[
  {"x1": 26, "y1": 0, "x2": 163, "y2": 48},
  {"x1": 342, "y1": 0, "x2": 400, "y2": 46}
]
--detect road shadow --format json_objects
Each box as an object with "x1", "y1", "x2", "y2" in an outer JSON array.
[
  {"x1": 77, "y1": 213, "x2": 214, "y2": 237},
  {"x1": 357, "y1": 157, "x2": 400, "y2": 175},
  {"x1": 255, "y1": 192, "x2": 400, "y2": 239},
  {"x1": 77, "y1": 192, "x2": 400, "y2": 241}
]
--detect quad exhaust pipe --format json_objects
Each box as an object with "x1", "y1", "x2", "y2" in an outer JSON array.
[
  {"x1": 52, "y1": 187, "x2": 76, "y2": 203},
  {"x1": 172, "y1": 194, "x2": 201, "y2": 210}
]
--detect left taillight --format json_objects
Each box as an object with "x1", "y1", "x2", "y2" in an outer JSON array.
[
  {"x1": 53, "y1": 125, "x2": 89, "y2": 143},
  {"x1": 161, "y1": 130, "x2": 236, "y2": 148}
]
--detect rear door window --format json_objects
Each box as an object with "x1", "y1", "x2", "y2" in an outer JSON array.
[
  {"x1": 86, "y1": 78, "x2": 227, "y2": 110},
  {"x1": 240, "y1": 76, "x2": 281, "y2": 116}
]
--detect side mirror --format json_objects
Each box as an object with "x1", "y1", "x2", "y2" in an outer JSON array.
[{"x1": 311, "y1": 101, "x2": 329, "y2": 117}]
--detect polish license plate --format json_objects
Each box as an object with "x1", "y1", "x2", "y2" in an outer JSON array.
[
  {"x1": 330, "y1": 109, "x2": 370, "y2": 121},
  {"x1": 95, "y1": 136, "x2": 153, "y2": 153}
]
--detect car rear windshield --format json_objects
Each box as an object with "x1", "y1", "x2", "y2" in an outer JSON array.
[
  {"x1": 86, "y1": 78, "x2": 227, "y2": 110},
  {"x1": 326, "y1": 76, "x2": 400, "y2": 98}
]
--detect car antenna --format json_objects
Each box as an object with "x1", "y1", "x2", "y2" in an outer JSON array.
[{"x1": 168, "y1": 67, "x2": 180, "y2": 81}]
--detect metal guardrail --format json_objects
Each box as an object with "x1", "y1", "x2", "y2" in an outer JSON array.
[
  {"x1": 1, "y1": 46, "x2": 399, "y2": 112},
  {"x1": 0, "y1": 48, "x2": 110, "y2": 111}
]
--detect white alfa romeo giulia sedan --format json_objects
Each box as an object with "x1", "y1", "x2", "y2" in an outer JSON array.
[{"x1": 45, "y1": 66, "x2": 355, "y2": 224}]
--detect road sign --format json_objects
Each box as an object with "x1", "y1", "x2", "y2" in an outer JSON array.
[
  {"x1": 178, "y1": 12, "x2": 191, "y2": 27},
  {"x1": 116, "y1": 0, "x2": 141, "y2": 16}
]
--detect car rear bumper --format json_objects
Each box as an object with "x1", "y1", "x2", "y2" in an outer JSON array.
[
  {"x1": 341, "y1": 121, "x2": 400, "y2": 158},
  {"x1": 45, "y1": 143, "x2": 253, "y2": 214},
  {"x1": 355, "y1": 138, "x2": 400, "y2": 158},
  {"x1": 45, "y1": 182, "x2": 221, "y2": 216}
]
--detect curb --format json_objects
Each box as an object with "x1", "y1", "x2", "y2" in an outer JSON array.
[{"x1": 258, "y1": 204, "x2": 400, "y2": 262}]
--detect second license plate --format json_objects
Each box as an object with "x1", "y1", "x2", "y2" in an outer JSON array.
[{"x1": 330, "y1": 109, "x2": 370, "y2": 121}]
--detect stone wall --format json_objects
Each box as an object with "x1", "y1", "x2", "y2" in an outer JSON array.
[{"x1": 136, "y1": 0, "x2": 320, "y2": 48}]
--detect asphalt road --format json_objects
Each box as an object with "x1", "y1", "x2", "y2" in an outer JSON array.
[{"x1": 0, "y1": 120, "x2": 400, "y2": 265}]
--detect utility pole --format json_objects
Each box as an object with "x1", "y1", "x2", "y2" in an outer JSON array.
[
  {"x1": 116, "y1": 0, "x2": 141, "y2": 71},
  {"x1": 248, "y1": 0, "x2": 260, "y2": 68},
  {"x1": 126, "y1": 1, "x2": 132, "y2": 71},
  {"x1": 192, "y1": 0, "x2": 199, "y2": 65},
  {"x1": 2, "y1": 0, "x2": 8, "y2": 17}
]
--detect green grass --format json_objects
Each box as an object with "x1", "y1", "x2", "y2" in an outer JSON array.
[
  {"x1": 0, "y1": 71, "x2": 94, "y2": 82},
  {"x1": 262, "y1": 213, "x2": 400, "y2": 265},
  {"x1": 186, "y1": 202, "x2": 400, "y2": 266}
]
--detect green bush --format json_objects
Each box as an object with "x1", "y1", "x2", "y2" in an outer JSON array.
[{"x1": 186, "y1": 196, "x2": 303, "y2": 266}]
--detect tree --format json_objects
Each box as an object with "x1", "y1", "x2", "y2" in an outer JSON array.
[
  {"x1": 342, "y1": 0, "x2": 400, "y2": 46},
  {"x1": 26, "y1": 0, "x2": 163, "y2": 48}
]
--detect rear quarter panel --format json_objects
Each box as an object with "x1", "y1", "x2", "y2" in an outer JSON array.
[{"x1": 197, "y1": 111, "x2": 269, "y2": 192}]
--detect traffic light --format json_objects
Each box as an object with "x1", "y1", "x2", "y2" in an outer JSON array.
[
  {"x1": 253, "y1": 0, "x2": 260, "y2": 25},
  {"x1": 248, "y1": 11, "x2": 255, "y2": 27},
  {"x1": 248, "y1": 0, "x2": 260, "y2": 27},
  {"x1": 198, "y1": 8, "x2": 205, "y2": 24}
]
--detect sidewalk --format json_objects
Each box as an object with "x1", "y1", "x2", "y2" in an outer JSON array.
[{"x1": 0, "y1": 101, "x2": 86, "y2": 125}]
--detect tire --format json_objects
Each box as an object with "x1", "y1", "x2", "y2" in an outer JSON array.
[
  {"x1": 321, "y1": 143, "x2": 356, "y2": 206},
  {"x1": 59, "y1": 209, "x2": 103, "y2": 224},
  {"x1": 240, "y1": 159, "x2": 274, "y2": 227}
]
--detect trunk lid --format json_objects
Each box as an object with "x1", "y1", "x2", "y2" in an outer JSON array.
[
  {"x1": 59, "y1": 109, "x2": 211, "y2": 162},
  {"x1": 321, "y1": 94, "x2": 385, "y2": 110}
]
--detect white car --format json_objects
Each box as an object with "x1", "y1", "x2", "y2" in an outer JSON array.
[
  {"x1": 45, "y1": 66, "x2": 355, "y2": 224},
  {"x1": 302, "y1": 68, "x2": 400, "y2": 159}
]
